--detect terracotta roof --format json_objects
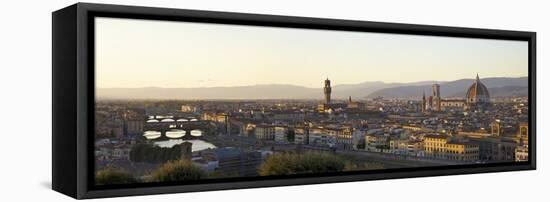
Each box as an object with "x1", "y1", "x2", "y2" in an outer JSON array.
[{"x1": 466, "y1": 74, "x2": 490, "y2": 100}]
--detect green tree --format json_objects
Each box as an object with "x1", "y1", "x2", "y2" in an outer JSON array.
[
  {"x1": 150, "y1": 160, "x2": 205, "y2": 182},
  {"x1": 130, "y1": 143, "x2": 185, "y2": 163},
  {"x1": 259, "y1": 152, "x2": 346, "y2": 176},
  {"x1": 95, "y1": 167, "x2": 136, "y2": 185},
  {"x1": 356, "y1": 139, "x2": 366, "y2": 150}
]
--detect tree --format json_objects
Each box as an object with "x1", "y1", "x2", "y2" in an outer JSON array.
[
  {"x1": 95, "y1": 167, "x2": 136, "y2": 185},
  {"x1": 287, "y1": 130, "x2": 295, "y2": 142},
  {"x1": 259, "y1": 152, "x2": 346, "y2": 176},
  {"x1": 130, "y1": 143, "x2": 184, "y2": 163},
  {"x1": 150, "y1": 160, "x2": 206, "y2": 182},
  {"x1": 356, "y1": 139, "x2": 366, "y2": 150}
]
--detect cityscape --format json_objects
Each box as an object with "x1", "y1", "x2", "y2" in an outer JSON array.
[
  {"x1": 93, "y1": 17, "x2": 529, "y2": 186},
  {"x1": 95, "y1": 75, "x2": 529, "y2": 185}
]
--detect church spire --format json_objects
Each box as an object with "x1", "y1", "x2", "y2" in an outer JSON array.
[{"x1": 476, "y1": 73, "x2": 480, "y2": 82}]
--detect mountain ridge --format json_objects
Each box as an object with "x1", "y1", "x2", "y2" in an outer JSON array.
[{"x1": 97, "y1": 77, "x2": 528, "y2": 100}]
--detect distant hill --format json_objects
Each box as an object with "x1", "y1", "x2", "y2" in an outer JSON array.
[
  {"x1": 331, "y1": 80, "x2": 433, "y2": 99},
  {"x1": 98, "y1": 84, "x2": 319, "y2": 100},
  {"x1": 367, "y1": 77, "x2": 528, "y2": 99},
  {"x1": 449, "y1": 86, "x2": 528, "y2": 98},
  {"x1": 97, "y1": 77, "x2": 528, "y2": 100}
]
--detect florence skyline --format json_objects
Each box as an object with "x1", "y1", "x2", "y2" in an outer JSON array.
[{"x1": 95, "y1": 17, "x2": 528, "y2": 89}]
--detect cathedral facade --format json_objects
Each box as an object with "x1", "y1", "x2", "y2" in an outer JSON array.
[{"x1": 422, "y1": 74, "x2": 491, "y2": 112}]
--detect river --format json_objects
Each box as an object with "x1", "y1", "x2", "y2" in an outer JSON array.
[{"x1": 143, "y1": 130, "x2": 217, "y2": 152}]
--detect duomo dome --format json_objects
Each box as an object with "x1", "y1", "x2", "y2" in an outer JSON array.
[{"x1": 466, "y1": 74, "x2": 490, "y2": 105}]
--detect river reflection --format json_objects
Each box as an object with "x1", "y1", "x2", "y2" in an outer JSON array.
[
  {"x1": 143, "y1": 130, "x2": 216, "y2": 152},
  {"x1": 155, "y1": 139, "x2": 216, "y2": 152},
  {"x1": 143, "y1": 131, "x2": 161, "y2": 139},
  {"x1": 165, "y1": 130, "x2": 185, "y2": 138}
]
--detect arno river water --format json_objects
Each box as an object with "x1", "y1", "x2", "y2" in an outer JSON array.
[{"x1": 143, "y1": 130, "x2": 217, "y2": 152}]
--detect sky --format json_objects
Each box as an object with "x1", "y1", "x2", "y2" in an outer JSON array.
[{"x1": 95, "y1": 17, "x2": 528, "y2": 89}]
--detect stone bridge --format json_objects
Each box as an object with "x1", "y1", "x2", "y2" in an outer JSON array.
[{"x1": 144, "y1": 116, "x2": 216, "y2": 140}]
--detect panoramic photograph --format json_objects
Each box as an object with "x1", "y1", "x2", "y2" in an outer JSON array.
[{"x1": 93, "y1": 17, "x2": 529, "y2": 185}]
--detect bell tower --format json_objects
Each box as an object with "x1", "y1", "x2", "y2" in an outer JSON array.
[
  {"x1": 432, "y1": 83, "x2": 441, "y2": 111},
  {"x1": 324, "y1": 78, "x2": 332, "y2": 104},
  {"x1": 421, "y1": 91, "x2": 426, "y2": 112}
]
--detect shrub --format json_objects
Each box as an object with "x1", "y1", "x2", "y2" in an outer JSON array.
[
  {"x1": 259, "y1": 152, "x2": 346, "y2": 176},
  {"x1": 130, "y1": 143, "x2": 184, "y2": 163},
  {"x1": 150, "y1": 160, "x2": 205, "y2": 182},
  {"x1": 95, "y1": 167, "x2": 136, "y2": 185}
]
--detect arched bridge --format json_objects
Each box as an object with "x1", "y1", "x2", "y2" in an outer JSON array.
[{"x1": 143, "y1": 116, "x2": 216, "y2": 140}]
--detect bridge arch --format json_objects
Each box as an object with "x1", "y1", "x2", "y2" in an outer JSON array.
[
  {"x1": 166, "y1": 130, "x2": 186, "y2": 138},
  {"x1": 161, "y1": 118, "x2": 175, "y2": 122},
  {"x1": 143, "y1": 130, "x2": 162, "y2": 139}
]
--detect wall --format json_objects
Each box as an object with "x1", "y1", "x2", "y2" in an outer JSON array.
[{"x1": 0, "y1": 0, "x2": 547, "y2": 201}]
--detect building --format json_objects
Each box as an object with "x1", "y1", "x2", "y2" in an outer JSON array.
[
  {"x1": 124, "y1": 119, "x2": 144, "y2": 136},
  {"x1": 392, "y1": 140, "x2": 424, "y2": 157},
  {"x1": 421, "y1": 74, "x2": 490, "y2": 112},
  {"x1": 112, "y1": 144, "x2": 131, "y2": 160},
  {"x1": 424, "y1": 134, "x2": 479, "y2": 162},
  {"x1": 294, "y1": 127, "x2": 309, "y2": 144},
  {"x1": 465, "y1": 74, "x2": 491, "y2": 110},
  {"x1": 202, "y1": 112, "x2": 231, "y2": 135},
  {"x1": 470, "y1": 137, "x2": 517, "y2": 162},
  {"x1": 346, "y1": 96, "x2": 366, "y2": 109},
  {"x1": 192, "y1": 156, "x2": 219, "y2": 172},
  {"x1": 424, "y1": 134, "x2": 450, "y2": 159},
  {"x1": 254, "y1": 125, "x2": 275, "y2": 140},
  {"x1": 268, "y1": 110, "x2": 306, "y2": 122},
  {"x1": 406, "y1": 140, "x2": 425, "y2": 157},
  {"x1": 365, "y1": 134, "x2": 389, "y2": 152},
  {"x1": 517, "y1": 122, "x2": 528, "y2": 145},
  {"x1": 515, "y1": 145, "x2": 529, "y2": 162},
  {"x1": 317, "y1": 78, "x2": 348, "y2": 112},
  {"x1": 228, "y1": 120, "x2": 246, "y2": 136},
  {"x1": 202, "y1": 112, "x2": 228, "y2": 123},
  {"x1": 180, "y1": 141, "x2": 193, "y2": 160},
  {"x1": 181, "y1": 104, "x2": 199, "y2": 112},
  {"x1": 440, "y1": 99, "x2": 466, "y2": 111},
  {"x1": 445, "y1": 141, "x2": 479, "y2": 162},
  {"x1": 324, "y1": 77, "x2": 332, "y2": 104},
  {"x1": 122, "y1": 109, "x2": 145, "y2": 136},
  {"x1": 318, "y1": 103, "x2": 348, "y2": 112},
  {"x1": 421, "y1": 92, "x2": 427, "y2": 112},
  {"x1": 490, "y1": 120, "x2": 503, "y2": 136},
  {"x1": 432, "y1": 84, "x2": 441, "y2": 111},
  {"x1": 202, "y1": 148, "x2": 263, "y2": 177},
  {"x1": 308, "y1": 127, "x2": 335, "y2": 147},
  {"x1": 303, "y1": 126, "x2": 353, "y2": 149},
  {"x1": 352, "y1": 128, "x2": 367, "y2": 150},
  {"x1": 274, "y1": 126, "x2": 289, "y2": 142},
  {"x1": 389, "y1": 138, "x2": 407, "y2": 154},
  {"x1": 336, "y1": 126, "x2": 353, "y2": 150}
]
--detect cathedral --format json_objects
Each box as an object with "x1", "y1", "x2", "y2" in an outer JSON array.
[{"x1": 422, "y1": 74, "x2": 491, "y2": 112}]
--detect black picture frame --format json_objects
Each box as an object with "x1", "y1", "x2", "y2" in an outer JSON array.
[{"x1": 52, "y1": 3, "x2": 536, "y2": 199}]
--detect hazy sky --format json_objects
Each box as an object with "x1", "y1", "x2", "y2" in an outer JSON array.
[{"x1": 95, "y1": 17, "x2": 528, "y2": 88}]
